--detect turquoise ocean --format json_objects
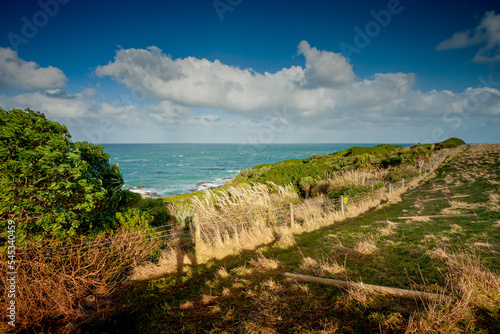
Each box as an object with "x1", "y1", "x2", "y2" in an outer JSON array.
[{"x1": 102, "y1": 144, "x2": 410, "y2": 197}]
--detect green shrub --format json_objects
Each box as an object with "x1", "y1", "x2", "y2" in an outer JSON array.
[
  {"x1": 311, "y1": 180, "x2": 332, "y2": 197},
  {"x1": 333, "y1": 144, "x2": 404, "y2": 158},
  {"x1": 299, "y1": 176, "x2": 315, "y2": 198},
  {"x1": 436, "y1": 137, "x2": 466, "y2": 149},
  {"x1": 230, "y1": 142, "x2": 449, "y2": 200},
  {"x1": 380, "y1": 156, "x2": 402, "y2": 168},
  {"x1": 120, "y1": 190, "x2": 143, "y2": 208},
  {"x1": 115, "y1": 207, "x2": 154, "y2": 230},
  {"x1": 329, "y1": 184, "x2": 372, "y2": 200},
  {"x1": 386, "y1": 165, "x2": 419, "y2": 183},
  {"x1": 0, "y1": 108, "x2": 124, "y2": 240},
  {"x1": 141, "y1": 197, "x2": 171, "y2": 227}
]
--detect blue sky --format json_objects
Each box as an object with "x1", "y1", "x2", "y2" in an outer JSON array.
[{"x1": 0, "y1": 0, "x2": 499, "y2": 144}]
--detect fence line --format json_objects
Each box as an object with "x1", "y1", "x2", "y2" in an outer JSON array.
[{"x1": 30, "y1": 177, "x2": 411, "y2": 257}]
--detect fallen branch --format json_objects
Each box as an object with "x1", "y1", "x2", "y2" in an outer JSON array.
[
  {"x1": 420, "y1": 195, "x2": 472, "y2": 202},
  {"x1": 394, "y1": 213, "x2": 477, "y2": 220},
  {"x1": 282, "y1": 273, "x2": 456, "y2": 303}
]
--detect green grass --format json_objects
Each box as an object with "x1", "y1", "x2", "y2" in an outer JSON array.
[{"x1": 88, "y1": 144, "x2": 500, "y2": 333}]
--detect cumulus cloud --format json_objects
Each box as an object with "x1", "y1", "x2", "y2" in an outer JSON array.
[
  {"x1": 298, "y1": 40, "x2": 355, "y2": 88},
  {"x1": 437, "y1": 11, "x2": 500, "y2": 63},
  {"x1": 0, "y1": 47, "x2": 67, "y2": 90},
  {"x1": 96, "y1": 43, "x2": 356, "y2": 115},
  {"x1": 0, "y1": 89, "x2": 94, "y2": 119}
]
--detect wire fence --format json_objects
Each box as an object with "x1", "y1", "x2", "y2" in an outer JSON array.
[{"x1": 30, "y1": 176, "x2": 411, "y2": 258}]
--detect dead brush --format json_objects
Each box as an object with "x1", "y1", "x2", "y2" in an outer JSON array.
[
  {"x1": 249, "y1": 251, "x2": 280, "y2": 272},
  {"x1": 446, "y1": 251, "x2": 500, "y2": 315},
  {"x1": 354, "y1": 236, "x2": 379, "y2": 255},
  {"x1": 299, "y1": 252, "x2": 345, "y2": 277},
  {"x1": 0, "y1": 228, "x2": 160, "y2": 333},
  {"x1": 409, "y1": 248, "x2": 500, "y2": 332},
  {"x1": 405, "y1": 297, "x2": 473, "y2": 334},
  {"x1": 378, "y1": 220, "x2": 397, "y2": 237}
]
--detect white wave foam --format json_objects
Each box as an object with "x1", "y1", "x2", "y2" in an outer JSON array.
[{"x1": 127, "y1": 186, "x2": 161, "y2": 197}]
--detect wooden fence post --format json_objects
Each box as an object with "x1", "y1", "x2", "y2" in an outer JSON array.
[
  {"x1": 340, "y1": 195, "x2": 345, "y2": 216},
  {"x1": 289, "y1": 203, "x2": 294, "y2": 228},
  {"x1": 193, "y1": 213, "x2": 200, "y2": 247}
]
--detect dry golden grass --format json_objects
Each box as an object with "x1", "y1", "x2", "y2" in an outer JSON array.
[
  {"x1": 325, "y1": 168, "x2": 389, "y2": 188},
  {"x1": 378, "y1": 220, "x2": 398, "y2": 237},
  {"x1": 412, "y1": 247, "x2": 500, "y2": 333},
  {"x1": 299, "y1": 254, "x2": 346, "y2": 277},
  {"x1": 405, "y1": 297, "x2": 473, "y2": 333},
  {"x1": 344, "y1": 283, "x2": 380, "y2": 307},
  {"x1": 473, "y1": 242, "x2": 500, "y2": 251},
  {"x1": 354, "y1": 237, "x2": 379, "y2": 255},
  {"x1": 426, "y1": 247, "x2": 453, "y2": 262},
  {"x1": 488, "y1": 192, "x2": 500, "y2": 211},
  {"x1": 249, "y1": 251, "x2": 280, "y2": 272}
]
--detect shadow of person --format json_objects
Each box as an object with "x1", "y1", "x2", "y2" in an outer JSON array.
[{"x1": 175, "y1": 217, "x2": 198, "y2": 274}]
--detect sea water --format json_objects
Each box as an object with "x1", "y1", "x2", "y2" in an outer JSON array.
[{"x1": 102, "y1": 143, "x2": 407, "y2": 197}]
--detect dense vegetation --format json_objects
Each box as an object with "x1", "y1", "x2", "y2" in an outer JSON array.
[
  {"x1": 0, "y1": 108, "x2": 128, "y2": 241},
  {"x1": 231, "y1": 140, "x2": 462, "y2": 198}
]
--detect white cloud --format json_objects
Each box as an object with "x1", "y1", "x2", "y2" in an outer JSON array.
[
  {"x1": 298, "y1": 40, "x2": 355, "y2": 88},
  {"x1": 0, "y1": 47, "x2": 67, "y2": 90},
  {"x1": 437, "y1": 11, "x2": 500, "y2": 64},
  {"x1": 0, "y1": 90, "x2": 93, "y2": 119},
  {"x1": 96, "y1": 43, "x2": 355, "y2": 115},
  {"x1": 0, "y1": 88, "x2": 144, "y2": 129}
]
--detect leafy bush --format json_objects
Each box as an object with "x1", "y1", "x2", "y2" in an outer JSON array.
[
  {"x1": 386, "y1": 165, "x2": 419, "y2": 183},
  {"x1": 119, "y1": 190, "x2": 143, "y2": 208},
  {"x1": 299, "y1": 176, "x2": 315, "y2": 199},
  {"x1": 379, "y1": 156, "x2": 402, "y2": 168},
  {"x1": 115, "y1": 207, "x2": 154, "y2": 230},
  {"x1": 141, "y1": 197, "x2": 172, "y2": 227},
  {"x1": 329, "y1": 184, "x2": 372, "y2": 200},
  {"x1": 436, "y1": 137, "x2": 466, "y2": 149},
  {"x1": 0, "y1": 108, "x2": 124, "y2": 240}
]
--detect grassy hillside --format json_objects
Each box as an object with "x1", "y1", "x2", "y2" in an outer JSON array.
[
  {"x1": 227, "y1": 139, "x2": 462, "y2": 198},
  {"x1": 85, "y1": 143, "x2": 499, "y2": 333}
]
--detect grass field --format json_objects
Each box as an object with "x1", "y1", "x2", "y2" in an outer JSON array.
[{"x1": 87, "y1": 144, "x2": 500, "y2": 333}]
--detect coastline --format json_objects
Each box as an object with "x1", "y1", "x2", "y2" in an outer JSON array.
[{"x1": 126, "y1": 176, "x2": 236, "y2": 199}]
